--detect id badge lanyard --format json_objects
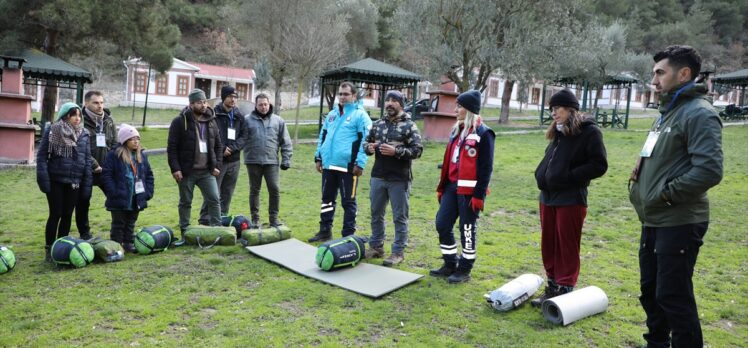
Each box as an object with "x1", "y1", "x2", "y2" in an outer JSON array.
[
  {"x1": 130, "y1": 160, "x2": 145, "y2": 194},
  {"x1": 198, "y1": 123, "x2": 208, "y2": 153},
  {"x1": 639, "y1": 81, "x2": 694, "y2": 158},
  {"x1": 96, "y1": 119, "x2": 106, "y2": 147}
]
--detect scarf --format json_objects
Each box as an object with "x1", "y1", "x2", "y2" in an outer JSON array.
[
  {"x1": 48, "y1": 120, "x2": 82, "y2": 158},
  {"x1": 85, "y1": 108, "x2": 105, "y2": 129}
]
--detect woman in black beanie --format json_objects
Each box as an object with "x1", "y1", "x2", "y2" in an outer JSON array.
[{"x1": 531, "y1": 89, "x2": 608, "y2": 306}]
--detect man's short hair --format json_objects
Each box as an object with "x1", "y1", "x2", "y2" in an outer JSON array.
[
  {"x1": 84, "y1": 90, "x2": 103, "y2": 102},
  {"x1": 653, "y1": 45, "x2": 702, "y2": 80},
  {"x1": 339, "y1": 81, "x2": 358, "y2": 96},
  {"x1": 255, "y1": 93, "x2": 270, "y2": 104}
]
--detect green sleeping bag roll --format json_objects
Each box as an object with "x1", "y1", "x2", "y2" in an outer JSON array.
[
  {"x1": 0, "y1": 245, "x2": 16, "y2": 274},
  {"x1": 315, "y1": 235, "x2": 366, "y2": 271},
  {"x1": 51, "y1": 236, "x2": 94, "y2": 268},
  {"x1": 184, "y1": 226, "x2": 236, "y2": 248},
  {"x1": 135, "y1": 225, "x2": 173, "y2": 255},
  {"x1": 241, "y1": 224, "x2": 292, "y2": 246}
]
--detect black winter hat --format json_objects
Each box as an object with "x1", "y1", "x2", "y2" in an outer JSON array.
[
  {"x1": 549, "y1": 89, "x2": 579, "y2": 111},
  {"x1": 457, "y1": 90, "x2": 481, "y2": 115},
  {"x1": 221, "y1": 86, "x2": 237, "y2": 101},
  {"x1": 385, "y1": 90, "x2": 405, "y2": 107}
]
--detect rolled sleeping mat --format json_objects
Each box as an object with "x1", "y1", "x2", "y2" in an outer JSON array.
[
  {"x1": 51, "y1": 236, "x2": 95, "y2": 268},
  {"x1": 184, "y1": 226, "x2": 237, "y2": 248},
  {"x1": 315, "y1": 235, "x2": 367, "y2": 271},
  {"x1": 241, "y1": 224, "x2": 292, "y2": 246},
  {"x1": 542, "y1": 286, "x2": 609, "y2": 326},
  {"x1": 221, "y1": 214, "x2": 251, "y2": 239},
  {"x1": 484, "y1": 274, "x2": 544, "y2": 312},
  {"x1": 135, "y1": 225, "x2": 174, "y2": 255},
  {"x1": 89, "y1": 237, "x2": 125, "y2": 262},
  {"x1": 0, "y1": 245, "x2": 17, "y2": 274}
]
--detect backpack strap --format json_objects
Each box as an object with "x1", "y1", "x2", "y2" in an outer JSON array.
[
  {"x1": 0, "y1": 253, "x2": 10, "y2": 270},
  {"x1": 72, "y1": 242, "x2": 92, "y2": 266},
  {"x1": 196, "y1": 236, "x2": 221, "y2": 250},
  {"x1": 136, "y1": 234, "x2": 155, "y2": 253}
]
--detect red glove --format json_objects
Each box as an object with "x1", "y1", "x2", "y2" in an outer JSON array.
[
  {"x1": 470, "y1": 197, "x2": 484, "y2": 212},
  {"x1": 437, "y1": 191, "x2": 443, "y2": 204}
]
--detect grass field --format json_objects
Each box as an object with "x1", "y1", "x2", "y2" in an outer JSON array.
[{"x1": 0, "y1": 125, "x2": 745, "y2": 346}]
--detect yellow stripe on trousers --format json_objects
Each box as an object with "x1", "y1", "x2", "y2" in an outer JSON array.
[{"x1": 351, "y1": 175, "x2": 358, "y2": 199}]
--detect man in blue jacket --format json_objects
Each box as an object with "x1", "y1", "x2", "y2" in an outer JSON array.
[{"x1": 309, "y1": 82, "x2": 372, "y2": 242}]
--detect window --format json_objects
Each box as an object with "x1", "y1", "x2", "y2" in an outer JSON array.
[
  {"x1": 488, "y1": 80, "x2": 499, "y2": 98},
  {"x1": 635, "y1": 91, "x2": 641, "y2": 102},
  {"x1": 24, "y1": 84, "x2": 37, "y2": 100},
  {"x1": 236, "y1": 83, "x2": 248, "y2": 100},
  {"x1": 575, "y1": 89, "x2": 581, "y2": 99},
  {"x1": 531, "y1": 88, "x2": 540, "y2": 104},
  {"x1": 177, "y1": 76, "x2": 189, "y2": 96},
  {"x1": 135, "y1": 72, "x2": 147, "y2": 93},
  {"x1": 216, "y1": 81, "x2": 229, "y2": 98},
  {"x1": 155, "y1": 74, "x2": 168, "y2": 95}
]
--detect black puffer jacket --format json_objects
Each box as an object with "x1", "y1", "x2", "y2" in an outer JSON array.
[
  {"x1": 214, "y1": 103, "x2": 247, "y2": 163},
  {"x1": 167, "y1": 106, "x2": 223, "y2": 177},
  {"x1": 36, "y1": 126, "x2": 93, "y2": 197},
  {"x1": 534, "y1": 118, "x2": 607, "y2": 206}
]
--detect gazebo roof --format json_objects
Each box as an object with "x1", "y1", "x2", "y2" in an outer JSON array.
[
  {"x1": 1, "y1": 49, "x2": 92, "y2": 83},
  {"x1": 320, "y1": 58, "x2": 421, "y2": 87},
  {"x1": 712, "y1": 69, "x2": 748, "y2": 86}
]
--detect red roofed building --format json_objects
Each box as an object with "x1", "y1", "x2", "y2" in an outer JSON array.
[{"x1": 122, "y1": 57, "x2": 255, "y2": 108}]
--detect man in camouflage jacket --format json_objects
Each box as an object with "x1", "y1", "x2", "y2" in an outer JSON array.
[{"x1": 363, "y1": 91, "x2": 423, "y2": 266}]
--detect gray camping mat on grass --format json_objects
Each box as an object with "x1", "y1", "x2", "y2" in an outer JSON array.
[{"x1": 246, "y1": 238, "x2": 423, "y2": 298}]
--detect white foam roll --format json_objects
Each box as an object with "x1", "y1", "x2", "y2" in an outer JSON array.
[{"x1": 542, "y1": 286, "x2": 608, "y2": 326}]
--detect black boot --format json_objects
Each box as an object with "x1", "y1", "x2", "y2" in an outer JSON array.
[
  {"x1": 308, "y1": 230, "x2": 331, "y2": 243},
  {"x1": 447, "y1": 266, "x2": 472, "y2": 284},
  {"x1": 429, "y1": 261, "x2": 457, "y2": 277},
  {"x1": 531, "y1": 279, "x2": 558, "y2": 308},
  {"x1": 172, "y1": 229, "x2": 186, "y2": 247},
  {"x1": 44, "y1": 246, "x2": 52, "y2": 263},
  {"x1": 79, "y1": 232, "x2": 93, "y2": 240},
  {"x1": 123, "y1": 243, "x2": 137, "y2": 253}
]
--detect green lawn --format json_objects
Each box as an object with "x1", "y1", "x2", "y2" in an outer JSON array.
[{"x1": 1, "y1": 126, "x2": 745, "y2": 346}]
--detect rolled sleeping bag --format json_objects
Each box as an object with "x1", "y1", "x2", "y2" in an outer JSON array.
[
  {"x1": 315, "y1": 235, "x2": 367, "y2": 271},
  {"x1": 542, "y1": 286, "x2": 609, "y2": 326},
  {"x1": 0, "y1": 245, "x2": 16, "y2": 274},
  {"x1": 484, "y1": 274, "x2": 544, "y2": 312},
  {"x1": 89, "y1": 237, "x2": 125, "y2": 262},
  {"x1": 51, "y1": 236, "x2": 95, "y2": 268},
  {"x1": 221, "y1": 215, "x2": 251, "y2": 239},
  {"x1": 241, "y1": 224, "x2": 292, "y2": 246},
  {"x1": 135, "y1": 225, "x2": 174, "y2": 255},
  {"x1": 184, "y1": 226, "x2": 237, "y2": 248}
]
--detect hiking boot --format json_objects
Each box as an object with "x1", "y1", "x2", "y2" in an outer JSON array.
[
  {"x1": 308, "y1": 231, "x2": 331, "y2": 243},
  {"x1": 531, "y1": 280, "x2": 557, "y2": 308},
  {"x1": 382, "y1": 252, "x2": 404, "y2": 267},
  {"x1": 250, "y1": 219, "x2": 260, "y2": 229},
  {"x1": 79, "y1": 232, "x2": 93, "y2": 240},
  {"x1": 44, "y1": 246, "x2": 52, "y2": 263},
  {"x1": 123, "y1": 243, "x2": 137, "y2": 253},
  {"x1": 172, "y1": 230, "x2": 186, "y2": 247},
  {"x1": 366, "y1": 246, "x2": 385, "y2": 260},
  {"x1": 429, "y1": 262, "x2": 457, "y2": 277},
  {"x1": 447, "y1": 268, "x2": 472, "y2": 284}
]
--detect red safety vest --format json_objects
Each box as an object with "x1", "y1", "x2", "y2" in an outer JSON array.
[{"x1": 437, "y1": 126, "x2": 489, "y2": 196}]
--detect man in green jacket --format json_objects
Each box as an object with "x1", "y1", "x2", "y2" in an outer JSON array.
[{"x1": 629, "y1": 45, "x2": 723, "y2": 348}]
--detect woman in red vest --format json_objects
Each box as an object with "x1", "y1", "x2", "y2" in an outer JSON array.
[{"x1": 430, "y1": 90, "x2": 495, "y2": 283}]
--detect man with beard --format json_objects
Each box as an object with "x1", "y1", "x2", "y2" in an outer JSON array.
[
  {"x1": 243, "y1": 93, "x2": 292, "y2": 226},
  {"x1": 167, "y1": 89, "x2": 223, "y2": 243},
  {"x1": 76, "y1": 90, "x2": 116, "y2": 240},
  {"x1": 363, "y1": 91, "x2": 422, "y2": 266},
  {"x1": 198, "y1": 86, "x2": 247, "y2": 223}
]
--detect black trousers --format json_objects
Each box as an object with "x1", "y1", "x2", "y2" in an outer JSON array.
[
  {"x1": 45, "y1": 181, "x2": 80, "y2": 246},
  {"x1": 319, "y1": 169, "x2": 358, "y2": 236},
  {"x1": 639, "y1": 222, "x2": 707, "y2": 348},
  {"x1": 110, "y1": 210, "x2": 140, "y2": 244}
]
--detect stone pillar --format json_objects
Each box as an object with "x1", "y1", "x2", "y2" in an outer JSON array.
[{"x1": 0, "y1": 56, "x2": 36, "y2": 164}]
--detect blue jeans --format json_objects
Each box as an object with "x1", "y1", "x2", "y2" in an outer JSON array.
[
  {"x1": 368, "y1": 177, "x2": 410, "y2": 254},
  {"x1": 178, "y1": 169, "x2": 220, "y2": 231},
  {"x1": 435, "y1": 182, "x2": 479, "y2": 270}
]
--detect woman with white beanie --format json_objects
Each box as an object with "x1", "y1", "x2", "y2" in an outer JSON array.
[{"x1": 100, "y1": 124, "x2": 155, "y2": 252}]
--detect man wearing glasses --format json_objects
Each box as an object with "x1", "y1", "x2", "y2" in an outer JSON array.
[{"x1": 309, "y1": 82, "x2": 372, "y2": 242}]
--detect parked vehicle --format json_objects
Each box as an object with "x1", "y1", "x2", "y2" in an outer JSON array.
[{"x1": 404, "y1": 98, "x2": 431, "y2": 119}]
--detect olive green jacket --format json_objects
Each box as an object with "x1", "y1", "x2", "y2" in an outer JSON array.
[{"x1": 628, "y1": 83, "x2": 723, "y2": 227}]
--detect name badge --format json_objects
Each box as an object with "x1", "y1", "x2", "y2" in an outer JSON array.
[
  {"x1": 135, "y1": 180, "x2": 145, "y2": 194},
  {"x1": 97, "y1": 133, "x2": 107, "y2": 147},
  {"x1": 227, "y1": 128, "x2": 236, "y2": 140},
  {"x1": 639, "y1": 131, "x2": 660, "y2": 158},
  {"x1": 199, "y1": 140, "x2": 208, "y2": 153}
]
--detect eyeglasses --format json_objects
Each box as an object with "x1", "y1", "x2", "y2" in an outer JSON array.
[{"x1": 338, "y1": 92, "x2": 352, "y2": 96}]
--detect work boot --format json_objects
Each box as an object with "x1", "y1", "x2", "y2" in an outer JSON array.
[
  {"x1": 123, "y1": 243, "x2": 137, "y2": 253},
  {"x1": 308, "y1": 231, "x2": 331, "y2": 243},
  {"x1": 366, "y1": 246, "x2": 385, "y2": 260},
  {"x1": 531, "y1": 279, "x2": 558, "y2": 308},
  {"x1": 447, "y1": 267, "x2": 472, "y2": 284},
  {"x1": 429, "y1": 261, "x2": 457, "y2": 278},
  {"x1": 382, "y1": 252, "x2": 404, "y2": 267}
]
